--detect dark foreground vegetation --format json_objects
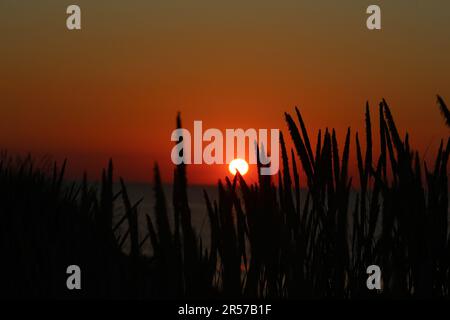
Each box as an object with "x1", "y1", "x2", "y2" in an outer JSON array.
[{"x1": 0, "y1": 97, "x2": 449, "y2": 299}]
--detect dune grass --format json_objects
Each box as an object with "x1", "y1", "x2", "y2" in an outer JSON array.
[{"x1": 0, "y1": 97, "x2": 448, "y2": 299}]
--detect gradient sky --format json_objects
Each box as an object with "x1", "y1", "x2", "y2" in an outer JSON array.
[{"x1": 1, "y1": 0, "x2": 449, "y2": 184}]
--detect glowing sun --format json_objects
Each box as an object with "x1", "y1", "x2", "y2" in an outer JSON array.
[{"x1": 229, "y1": 158, "x2": 249, "y2": 176}]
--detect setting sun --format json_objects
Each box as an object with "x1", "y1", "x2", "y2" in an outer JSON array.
[{"x1": 228, "y1": 158, "x2": 249, "y2": 176}]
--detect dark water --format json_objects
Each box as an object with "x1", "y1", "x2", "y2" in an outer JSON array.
[
  {"x1": 117, "y1": 183, "x2": 350, "y2": 255},
  {"x1": 111, "y1": 183, "x2": 218, "y2": 255},
  {"x1": 98, "y1": 182, "x2": 449, "y2": 256}
]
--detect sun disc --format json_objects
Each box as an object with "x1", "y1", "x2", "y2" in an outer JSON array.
[{"x1": 229, "y1": 158, "x2": 249, "y2": 176}]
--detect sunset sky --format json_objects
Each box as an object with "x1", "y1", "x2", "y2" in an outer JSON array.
[{"x1": 1, "y1": 0, "x2": 449, "y2": 184}]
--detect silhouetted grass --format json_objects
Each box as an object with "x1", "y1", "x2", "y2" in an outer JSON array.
[{"x1": 0, "y1": 97, "x2": 448, "y2": 299}]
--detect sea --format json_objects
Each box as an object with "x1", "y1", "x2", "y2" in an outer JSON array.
[
  {"x1": 110, "y1": 182, "x2": 218, "y2": 255},
  {"x1": 86, "y1": 181, "x2": 449, "y2": 256}
]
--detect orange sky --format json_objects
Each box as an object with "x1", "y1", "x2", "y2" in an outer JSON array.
[{"x1": 1, "y1": 1, "x2": 449, "y2": 184}]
